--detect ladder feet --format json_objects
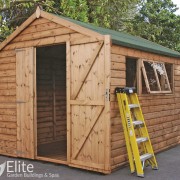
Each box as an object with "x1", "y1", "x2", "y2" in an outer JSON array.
[
  {"x1": 152, "y1": 166, "x2": 158, "y2": 170},
  {"x1": 137, "y1": 173, "x2": 144, "y2": 178}
]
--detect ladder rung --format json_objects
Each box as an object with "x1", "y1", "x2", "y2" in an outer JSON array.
[
  {"x1": 140, "y1": 153, "x2": 153, "y2": 162},
  {"x1": 129, "y1": 104, "x2": 139, "y2": 108},
  {"x1": 132, "y1": 120, "x2": 143, "y2": 126},
  {"x1": 136, "y1": 137, "x2": 148, "y2": 144}
]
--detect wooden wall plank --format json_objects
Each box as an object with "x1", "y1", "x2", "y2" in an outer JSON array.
[
  {"x1": 40, "y1": 10, "x2": 103, "y2": 39},
  {"x1": 4, "y1": 33, "x2": 87, "y2": 51},
  {"x1": 21, "y1": 21, "x2": 63, "y2": 35},
  {"x1": 111, "y1": 45, "x2": 178, "y2": 63},
  {"x1": 4, "y1": 34, "x2": 70, "y2": 50},
  {"x1": 0, "y1": 50, "x2": 16, "y2": 58},
  {"x1": 13, "y1": 27, "x2": 75, "y2": 42}
]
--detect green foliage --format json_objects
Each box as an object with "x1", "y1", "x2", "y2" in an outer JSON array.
[
  {"x1": 0, "y1": 0, "x2": 179, "y2": 53},
  {"x1": 86, "y1": 0, "x2": 139, "y2": 30},
  {"x1": 0, "y1": 0, "x2": 60, "y2": 41},
  {"x1": 60, "y1": 0, "x2": 88, "y2": 22},
  {"x1": 60, "y1": 0, "x2": 139, "y2": 29},
  {"x1": 0, "y1": 0, "x2": 139, "y2": 41},
  {"x1": 126, "y1": 0, "x2": 180, "y2": 52}
]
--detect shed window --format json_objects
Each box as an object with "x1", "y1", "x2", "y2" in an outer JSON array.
[
  {"x1": 126, "y1": 58, "x2": 137, "y2": 88},
  {"x1": 141, "y1": 60, "x2": 172, "y2": 94}
]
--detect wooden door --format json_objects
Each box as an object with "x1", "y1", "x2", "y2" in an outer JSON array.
[
  {"x1": 16, "y1": 47, "x2": 35, "y2": 159},
  {"x1": 67, "y1": 38, "x2": 111, "y2": 172}
]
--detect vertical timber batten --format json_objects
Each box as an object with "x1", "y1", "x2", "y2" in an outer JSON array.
[
  {"x1": 104, "y1": 35, "x2": 111, "y2": 172},
  {"x1": 66, "y1": 41, "x2": 71, "y2": 164},
  {"x1": 16, "y1": 47, "x2": 35, "y2": 159},
  {"x1": 33, "y1": 48, "x2": 37, "y2": 158}
]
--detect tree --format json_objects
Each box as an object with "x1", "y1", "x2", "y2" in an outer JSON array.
[
  {"x1": 0, "y1": 0, "x2": 139, "y2": 42},
  {"x1": 126, "y1": 0, "x2": 180, "y2": 52},
  {"x1": 81, "y1": 0, "x2": 139, "y2": 30},
  {"x1": 60, "y1": 0, "x2": 89, "y2": 22},
  {"x1": 0, "y1": 0, "x2": 61, "y2": 42}
]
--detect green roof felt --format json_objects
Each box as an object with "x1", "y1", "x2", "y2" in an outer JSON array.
[{"x1": 57, "y1": 15, "x2": 180, "y2": 58}]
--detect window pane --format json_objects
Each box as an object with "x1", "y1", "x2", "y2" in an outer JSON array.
[
  {"x1": 155, "y1": 62, "x2": 170, "y2": 91},
  {"x1": 165, "y1": 63, "x2": 173, "y2": 90},
  {"x1": 126, "y1": 58, "x2": 137, "y2": 88},
  {"x1": 142, "y1": 71, "x2": 148, "y2": 94},
  {"x1": 144, "y1": 61, "x2": 159, "y2": 91}
]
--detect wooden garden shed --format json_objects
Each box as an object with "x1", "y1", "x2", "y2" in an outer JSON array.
[{"x1": 0, "y1": 7, "x2": 180, "y2": 174}]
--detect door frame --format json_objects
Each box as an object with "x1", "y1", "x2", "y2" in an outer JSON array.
[
  {"x1": 33, "y1": 47, "x2": 37, "y2": 158},
  {"x1": 34, "y1": 43, "x2": 68, "y2": 165},
  {"x1": 66, "y1": 41, "x2": 71, "y2": 164},
  {"x1": 31, "y1": 36, "x2": 111, "y2": 173}
]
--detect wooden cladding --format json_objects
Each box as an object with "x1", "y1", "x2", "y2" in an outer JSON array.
[
  {"x1": 110, "y1": 45, "x2": 179, "y2": 170},
  {"x1": 16, "y1": 47, "x2": 35, "y2": 159},
  {"x1": 2, "y1": 17, "x2": 110, "y2": 173},
  {"x1": 0, "y1": 49, "x2": 16, "y2": 157}
]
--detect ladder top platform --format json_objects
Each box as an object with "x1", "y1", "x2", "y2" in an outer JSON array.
[{"x1": 115, "y1": 87, "x2": 136, "y2": 94}]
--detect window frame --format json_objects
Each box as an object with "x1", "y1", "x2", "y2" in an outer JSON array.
[{"x1": 138, "y1": 59, "x2": 173, "y2": 94}]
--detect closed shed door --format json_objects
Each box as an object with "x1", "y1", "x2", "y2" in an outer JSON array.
[
  {"x1": 16, "y1": 47, "x2": 35, "y2": 159},
  {"x1": 68, "y1": 39, "x2": 110, "y2": 172}
]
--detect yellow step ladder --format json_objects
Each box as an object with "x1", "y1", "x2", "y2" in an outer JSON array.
[{"x1": 115, "y1": 87, "x2": 158, "y2": 177}]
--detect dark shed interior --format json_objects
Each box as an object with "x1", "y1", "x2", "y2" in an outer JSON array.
[{"x1": 36, "y1": 44, "x2": 67, "y2": 161}]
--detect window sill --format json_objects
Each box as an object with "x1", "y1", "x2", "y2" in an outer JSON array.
[{"x1": 138, "y1": 93, "x2": 174, "y2": 97}]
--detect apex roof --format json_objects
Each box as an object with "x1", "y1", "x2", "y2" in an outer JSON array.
[{"x1": 0, "y1": 7, "x2": 180, "y2": 58}]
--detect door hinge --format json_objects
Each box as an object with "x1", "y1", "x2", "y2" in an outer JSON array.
[{"x1": 105, "y1": 88, "x2": 110, "y2": 101}]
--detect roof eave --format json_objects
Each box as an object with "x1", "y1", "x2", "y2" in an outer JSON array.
[{"x1": 112, "y1": 39, "x2": 180, "y2": 58}]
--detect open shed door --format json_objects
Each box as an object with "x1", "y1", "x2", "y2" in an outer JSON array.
[
  {"x1": 16, "y1": 47, "x2": 35, "y2": 159},
  {"x1": 67, "y1": 37, "x2": 111, "y2": 173}
]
